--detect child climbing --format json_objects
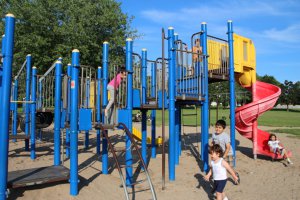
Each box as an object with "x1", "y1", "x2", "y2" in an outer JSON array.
[
  {"x1": 192, "y1": 38, "x2": 202, "y2": 63},
  {"x1": 268, "y1": 133, "x2": 293, "y2": 164},
  {"x1": 105, "y1": 66, "x2": 127, "y2": 124},
  {"x1": 204, "y1": 144, "x2": 239, "y2": 200}
]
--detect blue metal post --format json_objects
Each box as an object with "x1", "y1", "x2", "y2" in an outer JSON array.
[
  {"x1": 174, "y1": 33, "x2": 179, "y2": 166},
  {"x1": 84, "y1": 78, "x2": 90, "y2": 149},
  {"x1": 126, "y1": 38, "x2": 133, "y2": 186},
  {"x1": 96, "y1": 67, "x2": 102, "y2": 155},
  {"x1": 25, "y1": 54, "x2": 32, "y2": 151},
  {"x1": 168, "y1": 27, "x2": 176, "y2": 181},
  {"x1": 141, "y1": 49, "x2": 147, "y2": 104},
  {"x1": 175, "y1": 104, "x2": 179, "y2": 165},
  {"x1": 228, "y1": 20, "x2": 236, "y2": 167},
  {"x1": 102, "y1": 42, "x2": 109, "y2": 174},
  {"x1": 0, "y1": 34, "x2": 5, "y2": 98},
  {"x1": 54, "y1": 61, "x2": 62, "y2": 165},
  {"x1": 141, "y1": 48, "x2": 147, "y2": 165},
  {"x1": 66, "y1": 63, "x2": 72, "y2": 158},
  {"x1": 151, "y1": 63, "x2": 156, "y2": 158},
  {"x1": 12, "y1": 79, "x2": 18, "y2": 142},
  {"x1": 30, "y1": 66, "x2": 37, "y2": 160},
  {"x1": 70, "y1": 49, "x2": 80, "y2": 196},
  {"x1": 38, "y1": 80, "x2": 42, "y2": 109},
  {"x1": 201, "y1": 22, "x2": 209, "y2": 172},
  {"x1": 0, "y1": 13, "x2": 15, "y2": 200},
  {"x1": 178, "y1": 107, "x2": 182, "y2": 156}
]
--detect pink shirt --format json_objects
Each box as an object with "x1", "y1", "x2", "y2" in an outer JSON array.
[{"x1": 108, "y1": 73, "x2": 122, "y2": 88}]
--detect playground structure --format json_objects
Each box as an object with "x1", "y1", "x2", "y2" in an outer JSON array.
[{"x1": 0, "y1": 12, "x2": 290, "y2": 200}]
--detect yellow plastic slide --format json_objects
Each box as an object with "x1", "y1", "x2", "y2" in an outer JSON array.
[{"x1": 132, "y1": 127, "x2": 162, "y2": 145}]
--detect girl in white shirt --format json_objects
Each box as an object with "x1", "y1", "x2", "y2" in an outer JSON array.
[
  {"x1": 204, "y1": 144, "x2": 239, "y2": 200},
  {"x1": 268, "y1": 134, "x2": 293, "y2": 164}
]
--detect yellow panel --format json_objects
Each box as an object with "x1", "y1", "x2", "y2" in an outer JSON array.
[
  {"x1": 233, "y1": 33, "x2": 256, "y2": 72},
  {"x1": 89, "y1": 81, "x2": 95, "y2": 108},
  {"x1": 207, "y1": 39, "x2": 228, "y2": 70}
]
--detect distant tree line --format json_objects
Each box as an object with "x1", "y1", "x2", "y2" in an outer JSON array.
[
  {"x1": 258, "y1": 75, "x2": 300, "y2": 111},
  {"x1": 209, "y1": 74, "x2": 300, "y2": 111}
]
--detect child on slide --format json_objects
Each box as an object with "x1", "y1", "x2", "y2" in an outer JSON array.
[{"x1": 268, "y1": 133, "x2": 293, "y2": 164}]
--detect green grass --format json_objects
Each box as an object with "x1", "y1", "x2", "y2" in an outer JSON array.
[
  {"x1": 269, "y1": 128, "x2": 300, "y2": 138},
  {"x1": 135, "y1": 108, "x2": 300, "y2": 127}
]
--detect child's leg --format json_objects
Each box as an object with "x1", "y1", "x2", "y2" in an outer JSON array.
[
  {"x1": 216, "y1": 192, "x2": 223, "y2": 200},
  {"x1": 105, "y1": 87, "x2": 115, "y2": 115},
  {"x1": 214, "y1": 180, "x2": 227, "y2": 200}
]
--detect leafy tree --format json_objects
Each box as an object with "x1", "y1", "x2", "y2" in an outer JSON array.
[
  {"x1": 279, "y1": 80, "x2": 294, "y2": 111},
  {"x1": 0, "y1": 0, "x2": 137, "y2": 75},
  {"x1": 257, "y1": 74, "x2": 281, "y2": 87}
]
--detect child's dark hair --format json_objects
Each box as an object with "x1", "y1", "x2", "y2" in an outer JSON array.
[
  {"x1": 215, "y1": 119, "x2": 226, "y2": 129},
  {"x1": 268, "y1": 133, "x2": 277, "y2": 141},
  {"x1": 118, "y1": 66, "x2": 126, "y2": 73},
  {"x1": 209, "y1": 144, "x2": 224, "y2": 157}
]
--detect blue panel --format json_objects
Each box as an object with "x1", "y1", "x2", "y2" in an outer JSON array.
[
  {"x1": 132, "y1": 89, "x2": 141, "y2": 108},
  {"x1": 117, "y1": 109, "x2": 129, "y2": 126},
  {"x1": 158, "y1": 90, "x2": 168, "y2": 109},
  {"x1": 79, "y1": 108, "x2": 92, "y2": 131},
  {"x1": 61, "y1": 109, "x2": 66, "y2": 128}
]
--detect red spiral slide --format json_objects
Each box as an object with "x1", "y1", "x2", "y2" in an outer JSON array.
[{"x1": 235, "y1": 81, "x2": 291, "y2": 158}]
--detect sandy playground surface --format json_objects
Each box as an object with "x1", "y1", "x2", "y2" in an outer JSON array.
[{"x1": 7, "y1": 124, "x2": 300, "y2": 200}]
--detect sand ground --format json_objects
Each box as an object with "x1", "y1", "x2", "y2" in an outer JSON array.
[{"x1": 7, "y1": 124, "x2": 300, "y2": 200}]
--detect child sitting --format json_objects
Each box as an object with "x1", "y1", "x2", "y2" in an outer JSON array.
[{"x1": 268, "y1": 133, "x2": 293, "y2": 164}]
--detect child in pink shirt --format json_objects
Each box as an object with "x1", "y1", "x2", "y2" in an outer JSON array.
[{"x1": 105, "y1": 67, "x2": 126, "y2": 123}]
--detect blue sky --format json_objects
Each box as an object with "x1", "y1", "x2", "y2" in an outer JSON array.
[{"x1": 118, "y1": 0, "x2": 300, "y2": 83}]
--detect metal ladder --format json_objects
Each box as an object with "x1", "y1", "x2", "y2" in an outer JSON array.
[{"x1": 96, "y1": 123, "x2": 157, "y2": 200}]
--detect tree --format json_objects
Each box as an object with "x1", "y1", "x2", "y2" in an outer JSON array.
[
  {"x1": 279, "y1": 80, "x2": 294, "y2": 111},
  {"x1": 257, "y1": 74, "x2": 281, "y2": 87},
  {"x1": 0, "y1": 0, "x2": 137, "y2": 75}
]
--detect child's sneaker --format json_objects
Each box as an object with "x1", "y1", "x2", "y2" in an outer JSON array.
[
  {"x1": 287, "y1": 158, "x2": 293, "y2": 165},
  {"x1": 223, "y1": 196, "x2": 229, "y2": 200}
]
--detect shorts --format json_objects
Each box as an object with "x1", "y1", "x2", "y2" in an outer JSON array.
[
  {"x1": 224, "y1": 155, "x2": 235, "y2": 167},
  {"x1": 214, "y1": 179, "x2": 227, "y2": 193}
]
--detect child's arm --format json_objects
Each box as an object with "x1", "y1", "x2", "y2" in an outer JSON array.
[
  {"x1": 223, "y1": 143, "x2": 231, "y2": 158},
  {"x1": 204, "y1": 168, "x2": 212, "y2": 181},
  {"x1": 222, "y1": 160, "x2": 239, "y2": 184}
]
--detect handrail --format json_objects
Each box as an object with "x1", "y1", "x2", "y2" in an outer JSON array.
[
  {"x1": 118, "y1": 122, "x2": 157, "y2": 200},
  {"x1": 14, "y1": 59, "x2": 27, "y2": 80}
]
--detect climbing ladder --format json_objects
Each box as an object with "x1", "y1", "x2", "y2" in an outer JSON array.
[{"x1": 95, "y1": 123, "x2": 157, "y2": 200}]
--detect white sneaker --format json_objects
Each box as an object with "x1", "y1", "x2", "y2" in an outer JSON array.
[
  {"x1": 287, "y1": 159, "x2": 293, "y2": 165},
  {"x1": 223, "y1": 197, "x2": 229, "y2": 200}
]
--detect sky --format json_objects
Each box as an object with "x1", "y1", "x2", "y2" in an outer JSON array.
[{"x1": 118, "y1": 0, "x2": 300, "y2": 83}]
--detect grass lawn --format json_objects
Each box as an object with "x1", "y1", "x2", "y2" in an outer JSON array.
[
  {"x1": 269, "y1": 128, "x2": 300, "y2": 138},
  {"x1": 135, "y1": 108, "x2": 300, "y2": 127}
]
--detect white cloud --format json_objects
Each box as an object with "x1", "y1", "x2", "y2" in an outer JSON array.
[{"x1": 262, "y1": 24, "x2": 300, "y2": 43}]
